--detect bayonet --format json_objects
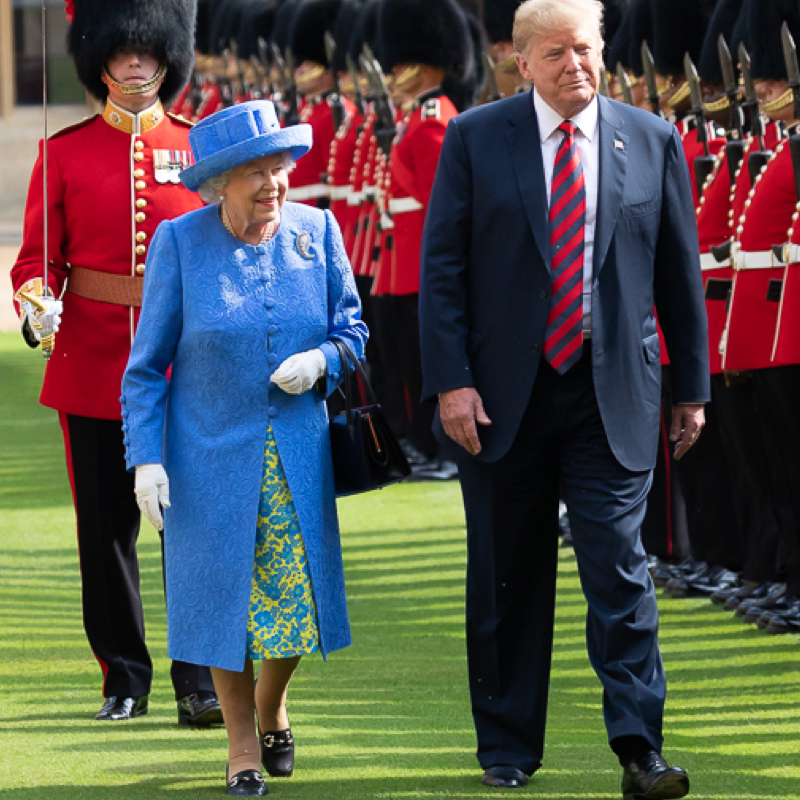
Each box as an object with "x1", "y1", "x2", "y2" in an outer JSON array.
[
  {"x1": 324, "y1": 32, "x2": 346, "y2": 133},
  {"x1": 362, "y1": 44, "x2": 396, "y2": 158},
  {"x1": 482, "y1": 51, "x2": 501, "y2": 103},
  {"x1": 345, "y1": 52, "x2": 365, "y2": 119},
  {"x1": 616, "y1": 62, "x2": 634, "y2": 105},
  {"x1": 229, "y1": 39, "x2": 247, "y2": 96},
  {"x1": 719, "y1": 34, "x2": 744, "y2": 140},
  {"x1": 685, "y1": 53, "x2": 716, "y2": 197},
  {"x1": 641, "y1": 41, "x2": 662, "y2": 116},
  {"x1": 599, "y1": 68, "x2": 609, "y2": 98},
  {"x1": 739, "y1": 42, "x2": 772, "y2": 183},
  {"x1": 284, "y1": 47, "x2": 300, "y2": 126}
]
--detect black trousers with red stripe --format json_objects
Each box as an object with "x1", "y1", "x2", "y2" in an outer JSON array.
[{"x1": 59, "y1": 413, "x2": 214, "y2": 700}]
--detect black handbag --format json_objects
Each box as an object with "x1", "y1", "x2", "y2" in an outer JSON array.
[{"x1": 329, "y1": 339, "x2": 412, "y2": 497}]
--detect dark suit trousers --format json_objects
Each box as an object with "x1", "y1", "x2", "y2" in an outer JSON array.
[
  {"x1": 59, "y1": 413, "x2": 214, "y2": 700},
  {"x1": 456, "y1": 348, "x2": 665, "y2": 775}
]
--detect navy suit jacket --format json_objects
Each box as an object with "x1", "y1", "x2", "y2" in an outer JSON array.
[{"x1": 419, "y1": 92, "x2": 710, "y2": 472}]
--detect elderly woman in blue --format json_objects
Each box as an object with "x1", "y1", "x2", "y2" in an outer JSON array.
[{"x1": 120, "y1": 100, "x2": 367, "y2": 797}]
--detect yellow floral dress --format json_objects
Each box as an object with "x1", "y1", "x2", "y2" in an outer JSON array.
[{"x1": 246, "y1": 426, "x2": 320, "y2": 659}]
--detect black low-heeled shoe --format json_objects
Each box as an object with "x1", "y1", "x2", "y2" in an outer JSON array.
[
  {"x1": 226, "y1": 767, "x2": 268, "y2": 796},
  {"x1": 259, "y1": 728, "x2": 294, "y2": 778}
]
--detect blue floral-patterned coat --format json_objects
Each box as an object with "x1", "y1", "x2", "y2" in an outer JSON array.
[{"x1": 121, "y1": 201, "x2": 368, "y2": 672}]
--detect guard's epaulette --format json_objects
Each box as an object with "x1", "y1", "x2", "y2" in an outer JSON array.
[
  {"x1": 48, "y1": 115, "x2": 98, "y2": 140},
  {"x1": 167, "y1": 111, "x2": 195, "y2": 127},
  {"x1": 422, "y1": 97, "x2": 441, "y2": 120}
]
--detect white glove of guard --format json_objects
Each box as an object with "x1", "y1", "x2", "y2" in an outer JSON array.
[
  {"x1": 271, "y1": 348, "x2": 327, "y2": 394},
  {"x1": 134, "y1": 464, "x2": 170, "y2": 531},
  {"x1": 15, "y1": 279, "x2": 63, "y2": 344}
]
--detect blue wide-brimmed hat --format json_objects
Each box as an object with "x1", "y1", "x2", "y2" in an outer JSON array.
[{"x1": 180, "y1": 100, "x2": 312, "y2": 192}]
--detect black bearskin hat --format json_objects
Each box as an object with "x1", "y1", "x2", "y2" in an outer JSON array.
[
  {"x1": 483, "y1": 0, "x2": 521, "y2": 44},
  {"x1": 289, "y1": 0, "x2": 343, "y2": 67},
  {"x1": 196, "y1": 0, "x2": 213, "y2": 54},
  {"x1": 442, "y1": 11, "x2": 483, "y2": 111},
  {"x1": 67, "y1": 0, "x2": 197, "y2": 104},
  {"x1": 651, "y1": 0, "x2": 715, "y2": 77},
  {"x1": 602, "y1": 0, "x2": 629, "y2": 49},
  {"x1": 607, "y1": 1, "x2": 632, "y2": 69},
  {"x1": 348, "y1": 0, "x2": 382, "y2": 66},
  {"x1": 332, "y1": 0, "x2": 364, "y2": 73},
  {"x1": 378, "y1": 0, "x2": 472, "y2": 80},
  {"x1": 698, "y1": 0, "x2": 745, "y2": 84},
  {"x1": 743, "y1": 0, "x2": 800, "y2": 81},
  {"x1": 210, "y1": 0, "x2": 246, "y2": 54},
  {"x1": 270, "y1": 0, "x2": 300, "y2": 53},
  {"x1": 237, "y1": 0, "x2": 277, "y2": 59},
  {"x1": 626, "y1": 0, "x2": 651, "y2": 76}
]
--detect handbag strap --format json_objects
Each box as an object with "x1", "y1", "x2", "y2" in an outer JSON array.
[{"x1": 331, "y1": 339, "x2": 376, "y2": 437}]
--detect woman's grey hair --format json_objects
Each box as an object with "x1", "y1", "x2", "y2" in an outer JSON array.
[
  {"x1": 513, "y1": 0, "x2": 604, "y2": 55},
  {"x1": 197, "y1": 150, "x2": 295, "y2": 203}
]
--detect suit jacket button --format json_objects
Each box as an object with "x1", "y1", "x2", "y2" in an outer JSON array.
[
  {"x1": 540, "y1": 289, "x2": 548, "y2": 299},
  {"x1": 532, "y1": 343, "x2": 540, "y2": 354}
]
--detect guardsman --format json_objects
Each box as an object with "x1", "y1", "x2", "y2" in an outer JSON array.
[
  {"x1": 11, "y1": 0, "x2": 221, "y2": 723},
  {"x1": 286, "y1": 0, "x2": 352, "y2": 206},
  {"x1": 483, "y1": 0, "x2": 525, "y2": 100},
  {"x1": 373, "y1": 0, "x2": 474, "y2": 478},
  {"x1": 716, "y1": 0, "x2": 800, "y2": 629}
]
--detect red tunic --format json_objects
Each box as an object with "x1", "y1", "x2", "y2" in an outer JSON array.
[
  {"x1": 679, "y1": 121, "x2": 726, "y2": 209},
  {"x1": 723, "y1": 138, "x2": 793, "y2": 370},
  {"x1": 196, "y1": 81, "x2": 224, "y2": 120},
  {"x1": 386, "y1": 92, "x2": 457, "y2": 296},
  {"x1": 327, "y1": 110, "x2": 363, "y2": 244},
  {"x1": 11, "y1": 101, "x2": 203, "y2": 420},
  {"x1": 288, "y1": 94, "x2": 354, "y2": 207},
  {"x1": 346, "y1": 111, "x2": 376, "y2": 266}
]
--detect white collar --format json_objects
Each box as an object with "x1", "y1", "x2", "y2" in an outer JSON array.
[{"x1": 532, "y1": 87, "x2": 598, "y2": 143}]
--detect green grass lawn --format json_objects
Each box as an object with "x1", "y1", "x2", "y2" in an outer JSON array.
[{"x1": 0, "y1": 331, "x2": 798, "y2": 799}]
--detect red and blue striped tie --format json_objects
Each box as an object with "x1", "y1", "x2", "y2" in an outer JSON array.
[{"x1": 544, "y1": 120, "x2": 586, "y2": 374}]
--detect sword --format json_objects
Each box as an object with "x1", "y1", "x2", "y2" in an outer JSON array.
[
  {"x1": 41, "y1": 0, "x2": 51, "y2": 360},
  {"x1": 616, "y1": 62, "x2": 634, "y2": 106},
  {"x1": 739, "y1": 41, "x2": 771, "y2": 184},
  {"x1": 482, "y1": 51, "x2": 501, "y2": 103},
  {"x1": 324, "y1": 32, "x2": 346, "y2": 133},
  {"x1": 685, "y1": 54, "x2": 715, "y2": 197},
  {"x1": 642, "y1": 41, "x2": 662, "y2": 116},
  {"x1": 719, "y1": 34, "x2": 747, "y2": 185}
]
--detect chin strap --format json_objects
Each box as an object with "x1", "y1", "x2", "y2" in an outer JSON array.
[{"x1": 101, "y1": 63, "x2": 167, "y2": 96}]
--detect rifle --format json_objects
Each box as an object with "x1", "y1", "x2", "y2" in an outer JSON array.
[
  {"x1": 345, "y1": 52, "x2": 366, "y2": 120},
  {"x1": 599, "y1": 68, "x2": 609, "y2": 98},
  {"x1": 482, "y1": 51, "x2": 501, "y2": 103},
  {"x1": 685, "y1": 53, "x2": 716, "y2": 197},
  {"x1": 361, "y1": 44, "x2": 396, "y2": 158},
  {"x1": 324, "y1": 32, "x2": 347, "y2": 133},
  {"x1": 229, "y1": 39, "x2": 248, "y2": 97},
  {"x1": 641, "y1": 41, "x2": 662, "y2": 117},
  {"x1": 616, "y1": 62, "x2": 634, "y2": 106},
  {"x1": 719, "y1": 34, "x2": 747, "y2": 184},
  {"x1": 739, "y1": 42, "x2": 772, "y2": 183}
]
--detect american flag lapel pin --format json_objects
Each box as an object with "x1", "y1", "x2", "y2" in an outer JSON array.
[{"x1": 614, "y1": 139, "x2": 625, "y2": 150}]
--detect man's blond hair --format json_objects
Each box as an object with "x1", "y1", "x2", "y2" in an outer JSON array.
[{"x1": 513, "y1": 0, "x2": 605, "y2": 55}]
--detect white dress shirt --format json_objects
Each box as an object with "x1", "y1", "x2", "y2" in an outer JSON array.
[{"x1": 533, "y1": 88, "x2": 599, "y2": 333}]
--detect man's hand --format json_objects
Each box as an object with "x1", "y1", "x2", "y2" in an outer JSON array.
[
  {"x1": 670, "y1": 403, "x2": 705, "y2": 461},
  {"x1": 439, "y1": 387, "x2": 492, "y2": 456}
]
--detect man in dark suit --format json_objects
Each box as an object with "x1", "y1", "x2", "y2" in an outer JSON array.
[{"x1": 419, "y1": 0, "x2": 708, "y2": 795}]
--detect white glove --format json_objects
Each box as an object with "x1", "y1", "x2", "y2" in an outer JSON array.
[
  {"x1": 134, "y1": 464, "x2": 170, "y2": 531},
  {"x1": 15, "y1": 279, "x2": 63, "y2": 345},
  {"x1": 271, "y1": 348, "x2": 327, "y2": 394}
]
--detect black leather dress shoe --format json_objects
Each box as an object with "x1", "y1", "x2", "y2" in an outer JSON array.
[
  {"x1": 721, "y1": 581, "x2": 768, "y2": 611},
  {"x1": 621, "y1": 751, "x2": 688, "y2": 800},
  {"x1": 226, "y1": 768, "x2": 268, "y2": 796},
  {"x1": 739, "y1": 583, "x2": 787, "y2": 622},
  {"x1": 260, "y1": 728, "x2": 294, "y2": 777},
  {"x1": 177, "y1": 691, "x2": 223, "y2": 726},
  {"x1": 95, "y1": 695, "x2": 149, "y2": 721},
  {"x1": 653, "y1": 558, "x2": 701, "y2": 588},
  {"x1": 481, "y1": 766, "x2": 529, "y2": 788},
  {"x1": 755, "y1": 596, "x2": 800, "y2": 633}
]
